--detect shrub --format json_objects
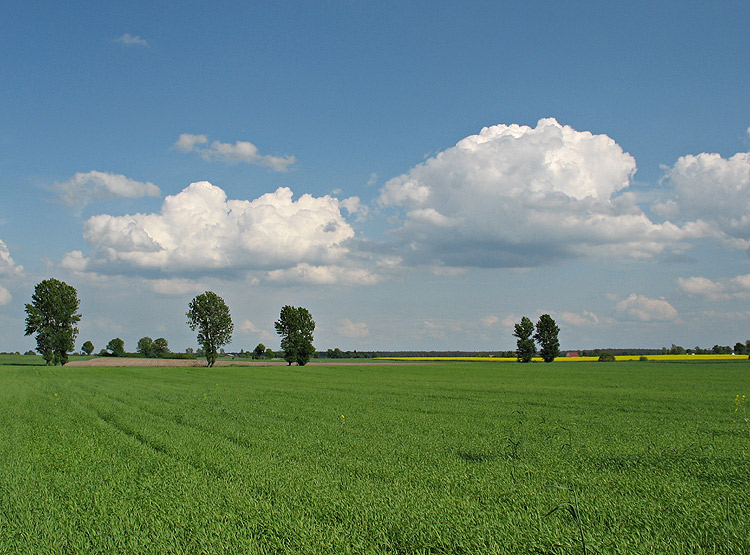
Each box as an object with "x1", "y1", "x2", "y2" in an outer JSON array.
[
  {"x1": 598, "y1": 352, "x2": 616, "y2": 362},
  {"x1": 639, "y1": 356, "x2": 648, "y2": 361},
  {"x1": 164, "y1": 353, "x2": 197, "y2": 360}
]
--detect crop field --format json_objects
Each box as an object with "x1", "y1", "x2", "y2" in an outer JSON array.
[
  {"x1": 377, "y1": 354, "x2": 744, "y2": 362},
  {"x1": 0, "y1": 359, "x2": 748, "y2": 554}
]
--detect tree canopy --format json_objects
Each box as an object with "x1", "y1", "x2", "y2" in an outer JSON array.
[
  {"x1": 24, "y1": 278, "x2": 81, "y2": 366},
  {"x1": 137, "y1": 336, "x2": 170, "y2": 358},
  {"x1": 534, "y1": 314, "x2": 560, "y2": 363},
  {"x1": 81, "y1": 340, "x2": 95, "y2": 356},
  {"x1": 186, "y1": 291, "x2": 233, "y2": 367},
  {"x1": 275, "y1": 305, "x2": 315, "y2": 366},
  {"x1": 253, "y1": 343, "x2": 266, "y2": 360},
  {"x1": 153, "y1": 337, "x2": 169, "y2": 358},
  {"x1": 107, "y1": 338, "x2": 125, "y2": 357},
  {"x1": 513, "y1": 316, "x2": 535, "y2": 363},
  {"x1": 137, "y1": 336, "x2": 154, "y2": 357}
]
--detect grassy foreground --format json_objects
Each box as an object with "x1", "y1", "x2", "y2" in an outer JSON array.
[{"x1": 0, "y1": 360, "x2": 748, "y2": 554}]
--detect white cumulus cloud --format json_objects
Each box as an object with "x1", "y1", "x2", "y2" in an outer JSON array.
[
  {"x1": 149, "y1": 278, "x2": 204, "y2": 296},
  {"x1": 676, "y1": 276, "x2": 730, "y2": 301},
  {"x1": 74, "y1": 182, "x2": 363, "y2": 282},
  {"x1": 678, "y1": 274, "x2": 750, "y2": 301},
  {"x1": 266, "y1": 263, "x2": 380, "y2": 286},
  {"x1": 52, "y1": 171, "x2": 160, "y2": 206},
  {"x1": 0, "y1": 239, "x2": 22, "y2": 305},
  {"x1": 240, "y1": 320, "x2": 275, "y2": 341},
  {"x1": 61, "y1": 250, "x2": 89, "y2": 272},
  {"x1": 378, "y1": 118, "x2": 700, "y2": 268},
  {"x1": 337, "y1": 318, "x2": 369, "y2": 338},
  {"x1": 654, "y1": 151, "x2": 750, "y2": 249},
  {"x1": 481, "y1": 315, "x2": 500, "y2": 327},
  {"x1": 558, "y1": 310, "x2": 600, "y2": 327},
  {"x1": 174, "y1": 134, "x2": 295, "y2": 172},
  {"x1": 0, "y1": 239, "x2": 22, "y2": 276},
  {"x1": 0, "y1": 284, "x2": 10, "y2": 305},
  {"x1": 615, "y1": 294, "x2": 679, "y2": 322},
  {"x1": 174, "y1": 134, "x2": 208, "y2": 152}
]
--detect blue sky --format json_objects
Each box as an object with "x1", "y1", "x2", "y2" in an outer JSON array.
[{"x1": 2, "y1": 2, "x2": 749, "y2": 353}]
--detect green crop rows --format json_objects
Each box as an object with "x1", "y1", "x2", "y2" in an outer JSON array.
[{"x1": 0, "y1": 360, "x2": 748, "y2": 554}]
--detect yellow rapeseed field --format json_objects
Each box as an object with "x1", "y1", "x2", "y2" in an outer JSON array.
[{"x1": 376, "y1": 354, "x2": 745, "y2": 362}]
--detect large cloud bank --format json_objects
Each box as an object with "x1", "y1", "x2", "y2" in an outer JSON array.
[
  {"x1": 72, "y1": 182, "x2": 368, "y2": 281},
  {"x1": 379, "y1": 118, "x2": 703, "y2": 268}
]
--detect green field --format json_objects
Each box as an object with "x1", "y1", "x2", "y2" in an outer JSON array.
[{"x1": 0, "y1": 359, "x2": 748, "y2": 554}]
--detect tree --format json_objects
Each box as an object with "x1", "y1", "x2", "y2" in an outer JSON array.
[
  {"x1": 153, "y1": 337, "x2": 170, "y2": 358},
  {"x1": 264, "y1": 347, "x2": 274, "y2": 359},
  {"x1": 81, "y1": 341, "x2": 95, "y2": 356},
  {"x1": 186, "y1": 291, "x2": 234, "y2": 367},
  {"x1": 107, "y1": 338, "x2": 125, "y2": 357},
  {"x1": 534, "y1": 314, "x2": 560, "y2": 363},
  {"x1": 253, "y1": 343, "x2": 266, "y2": 360},
  {"x1": 513, "y1": 316, "x2": 535, "y2": 363},
  {"x1": 274, "y1": 305, "x2": 315, "y2": 366},
  {"x1": 137, "y1": 336, "x2": 155, "y2": 357},
  {"x1": 24, "y1": 278, "x2": 81, "y2": 366}
]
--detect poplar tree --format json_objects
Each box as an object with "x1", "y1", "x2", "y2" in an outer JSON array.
[
  {"x1": 513, "y1": 316, "x2": 535, "y2": 363},
  {"x1": 534, "y1": 314, "x2": 560, "y2": 363}
]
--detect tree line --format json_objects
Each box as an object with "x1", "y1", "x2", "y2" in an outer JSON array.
[
  {"x1": 22, "y1": 278, "x2": 750, "y2": 367},
  {"x1": 24, "y1": 278, "x2": 316, "y2": 367}
]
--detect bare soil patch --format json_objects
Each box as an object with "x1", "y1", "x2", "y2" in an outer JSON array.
[{"x1": 65, "y1": 357, "x2": 422, "y2": 367}]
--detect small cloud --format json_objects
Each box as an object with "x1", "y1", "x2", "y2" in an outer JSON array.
[
  {"x1": 115, "y1": 33, "x2": 149, "y2": 47},
  {"x1": 615, "y1": 294, "x2": 679, "y2": 322},
  {"x1": 0, "y1": 284, "x2": 10, "y2": 305},
  {"x1": 174, "y1": 134, "x2": 295, "y2": 172},
  {"x1": 558, "y1": 310, "x2": 600, "y2": 327},
  {"x1": 266, "y1": 263, "x2": 380, "y2": 286},
  {"x1": 0, "y1": 239, "x2": 23, "y2": 276},
  {"x1": 149, "y1": 278, "x2": 202, "y2": 296},
  {"x1": 677, "y1": 276, "x2": 729, "y2": 301},
  {"x1": 430, "y1": 263, "x2": 468, "y2": 277},
  {"x1": 337, "y1": 318, "x2": 369, "y2": 338},
  {"x1": 406, "y1": 208, "x2": 459, "y2": 228},
  {"x1": 340, "y1": 196, "x2": 369, "y2": 221},
  {"x1": 240, "y1": 320, "x2": 274, "y2": 341},
  {"x1": 367, "y1": 173, "x2": 378, "y2": 186},
  {"x1": 501, "y1": 314, "x2": 519, "y2": 328},
  {"x1": 173, "y1": 133, "x2": 208, "y2": 152},
  {"x1": 52, "y1": 170, "x2": 160, "y2": 206},
  {"x1": 678, "y1": 274, "x2": 750, "y2": 301},
  {"x1": 481, "y1": 315, "x2": 499, "y2": 327},
  {"x1": 61, "y1": 250, "x2": 89, "y2": 272}
]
